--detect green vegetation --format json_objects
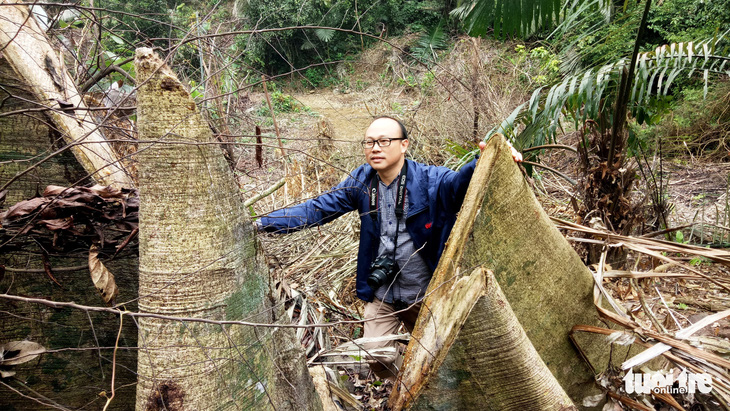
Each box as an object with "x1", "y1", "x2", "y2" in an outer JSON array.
[
  {"x1": 237, "y1": 0, "x2": 449, "y2": 75},
  {"x1": 46, "y1": 0, "x2": 730, "y2": 239}
]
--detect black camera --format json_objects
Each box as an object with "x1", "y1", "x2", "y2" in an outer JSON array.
[{"x1": 367, "y1": 257, "x2": 398, "y2": 289}]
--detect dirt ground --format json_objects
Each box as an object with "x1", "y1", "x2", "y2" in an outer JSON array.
[{"x1": 294, "y1": 91, "x2": 376, "y2": 141}]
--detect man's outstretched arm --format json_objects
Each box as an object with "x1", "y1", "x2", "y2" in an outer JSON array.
[{"x1": 257, "y1": 177, "x2": 361, "y2": 233}]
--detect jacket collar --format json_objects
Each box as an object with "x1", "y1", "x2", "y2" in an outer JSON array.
[{"x1": 404, "y1": 159, "x2": 428, "y2": 217}]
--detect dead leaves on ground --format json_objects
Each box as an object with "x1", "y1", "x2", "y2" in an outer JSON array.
[
  {"x1": 1, "y1": 184, "x2": 138, "y2": 237},
  {"x1": 558, "y1": 218, "x2": 730, "y2": 410}
]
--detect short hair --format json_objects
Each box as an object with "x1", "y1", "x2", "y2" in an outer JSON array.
[{"x1": 372, "y1": 115, "x2": 408, "y2": 140}]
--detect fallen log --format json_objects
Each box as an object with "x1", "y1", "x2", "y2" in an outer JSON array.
[{"x1": 0, "y1": 1, "x2": 133, "y2": 189}]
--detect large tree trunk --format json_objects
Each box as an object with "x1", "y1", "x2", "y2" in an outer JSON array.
[
  {"x1": 390, "y1": 135, "x2": 614, "y2": 409},
  {"x1": 0, "y1": 0, "x2": 133, "y2": 190},
  {"x1": 134, "y1": 48, "x2": 321, "y2": 410}
]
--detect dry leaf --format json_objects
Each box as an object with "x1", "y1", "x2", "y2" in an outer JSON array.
[
  {"x1": 89, "y1": 244, "x2": 119, "y2": 304},
  {"x1": 0, "y1": 369, "x2": 16, "y2": 378},
  {"x1": 89, "y1": 184, "x2": 122, "y2": 198},
  {"x1": 42, "y1": 185, "x2": 68, "y2": 197},
  {"x1": 0, "y1": 340, "x2": 46, "y2": 366},
  {"x1": 39, "y1": 217, "x2": 74, "y2": 231},
  {"x1": 3, "y1": 197, "x2": 48, "y2": 220}
]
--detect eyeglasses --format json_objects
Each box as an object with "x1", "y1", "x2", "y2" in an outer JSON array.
[{"x1": 361, "y1": 137, "x2": 406, "y2": 149}]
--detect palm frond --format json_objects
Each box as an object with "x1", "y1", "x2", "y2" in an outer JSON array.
[
  {"x1": 486, "y1": 29, "x2": 730, "y2": 151},
  {"x1": 413, "y1": 22, "x2": 448, "y2": 64},
  {"x1": 313, "y1": 28, "x2": 335, "y2": 43},
  {"x1": 632, "y1": 30, "x2": 730, "y2": 105},
  {"x1": 453, "y1": 0, "x2": 564, "y2": 39},
  {"x1": 550, "y1": 0, "x2": 611, "y2": 39}
]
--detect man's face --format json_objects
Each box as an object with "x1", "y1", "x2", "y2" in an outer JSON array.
[{"x1": 363, "y1": 118, "x2": 409, "y2": 174}]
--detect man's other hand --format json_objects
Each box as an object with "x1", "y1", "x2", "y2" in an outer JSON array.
[{"x1": 478, "y1": 140, "x2": 523, "y2": 162}]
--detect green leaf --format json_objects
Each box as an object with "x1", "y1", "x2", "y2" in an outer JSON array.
[
  {"x1": 413, "y1": 22, "x2": 448, "y2": 64},
  {"x1": 109, "y1": 34, "x2": 124, "y2": 45},
  {"x1": 313, "y1": 29, "x2": 335, "y2": 43},
  {"x1": 675, "y1": 231, "x2": 684, "y2": 243},
  {"x1": 300, "y1": 40, "x2": 316, "y2": 50}
]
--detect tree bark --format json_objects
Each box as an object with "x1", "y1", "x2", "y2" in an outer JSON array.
[
  {"x1": 134, "y1": 48, "x2": 321, "y2": 411},
  {"x1": 0, "y1": 0, "x2": 133, "y2": 189},
  {"x1": 395, "y1": 266, "x2": 575, "y2": 410},
  {"x1": 0, "y1": 54, "x2": 89, "y2": 204},
  {"x1": 390, "y1": 135, "x2": 613, "y2": 409},
  {"x1": 0, "y1": 11, "x2": 139, "y2": 408}
]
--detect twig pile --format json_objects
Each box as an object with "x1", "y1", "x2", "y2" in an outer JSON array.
[
  {"x1": 558, "y1": 217, "x2": 730, "y2": 410},
  {"x1": 261, "y1": 213, "x2": 362, "y2": 348}
]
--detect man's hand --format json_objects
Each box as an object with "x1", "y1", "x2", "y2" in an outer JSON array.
[{"x1": 479, "y1": 140, "x2": 523, "y2": 162}]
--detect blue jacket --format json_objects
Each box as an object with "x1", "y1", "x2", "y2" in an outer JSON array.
[{"x1": 260, "y1": 158, "x2": 478, "y2": 302}]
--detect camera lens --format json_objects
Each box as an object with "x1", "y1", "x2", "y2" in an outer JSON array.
[{"x1": 367, "y1": 268, "x2": 390, "y2": 289}]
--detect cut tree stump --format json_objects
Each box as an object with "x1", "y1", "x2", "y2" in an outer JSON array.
[
  {"x1": 134, "y1": 47, "x2": 321, "y2": 411},
  {"x1": 390, "y1": 135, "x2": 613, "y2": 410}
]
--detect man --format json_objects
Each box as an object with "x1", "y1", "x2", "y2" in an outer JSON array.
[{"x1": 259, "y1": 116, "x2": 521, "y2": 379}]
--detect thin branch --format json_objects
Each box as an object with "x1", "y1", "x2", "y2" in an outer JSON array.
[
  {"x1": 78, "y1": 58, "x2": 135, "y2": 93},
  {"x1": 261, "y1": 75, "x2": 285, "y2": 157},
  {"x1": 101, "y1": 311, "x2": 125, "y2": 411},
  {"x1": 521, "y1": 160, "x2": 577, "y2": 185},
  {"x1": 244, "y1": 177, "x2": 286, "y2": 207},
  {"x1": 0, "y1": 293, "x2": 413, "y2": 330},
  {"x1": 521, "y1": 144, "x2": 578, "y2": 153}
]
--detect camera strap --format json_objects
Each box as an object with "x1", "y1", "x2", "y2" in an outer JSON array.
[
  {"x1": 368, "y1": 160, "x2": 408, "y2": 220},
  {"x1": 369, "y1": 161, "x2": 408, "y2": 304}
]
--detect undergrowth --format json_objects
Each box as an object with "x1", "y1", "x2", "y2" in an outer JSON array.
[{"x1": 638, "y1": 80, "x2": 730, "y2": 161}]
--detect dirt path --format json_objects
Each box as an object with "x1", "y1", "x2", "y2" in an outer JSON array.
[{"x1": 294, "y1": 91, "x2": 376, "y2": 142}]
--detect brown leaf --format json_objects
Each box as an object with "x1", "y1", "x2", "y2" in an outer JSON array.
[
  {"x1": 39, "y1": 217, "x2": 74, "y2": 231},
  {"x1": 59, "y1": 192, "x2": 98, "y2": 204},
  {"x1": 42, "y1": 185, "x2": 69, "y2": 197},
  {"x1": 89, "y1": 244, "x2": 119, "y2": 304},
  {"x1": 114, "y1": 226, "x2": 139, "y2": 257},
  {"x1": 3, "y1": 197, "x2": 49, "y2": 220},
  {"x1": 41, "y1": 252, "x2": 62, "y2": 288},
  {"x1": 54, "y1": 199, "x2": 93, "y2": 210},
  {"x1": 88, "y1": 185, "x2": 122, "y2": 199},
  {"x1": 0, "y1": 340, "x2": 46, "y2": 366}
]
